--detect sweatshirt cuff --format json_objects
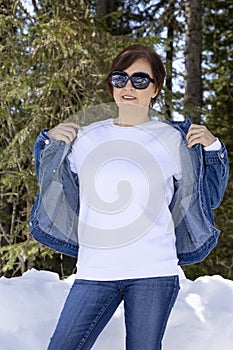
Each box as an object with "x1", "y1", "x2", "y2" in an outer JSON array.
[{"x1": 204, "y1": 138, "x2": 222, "y2": 151}]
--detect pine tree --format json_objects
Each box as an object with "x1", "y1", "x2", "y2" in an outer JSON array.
[
  {"x1": 1, "y1": 0, "x2": 232, "y2": 280},
  {"x1": 0, "y1": 0, "x2": 121, "y2": 277}
]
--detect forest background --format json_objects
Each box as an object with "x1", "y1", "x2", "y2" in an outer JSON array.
[{"x1": 0, "y1": 0, "x2": 232, "y2": 280}]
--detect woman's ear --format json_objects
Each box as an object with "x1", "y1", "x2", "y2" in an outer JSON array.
[{"x1": 152, "y1": 89, "x2": 158, "y2": 99}]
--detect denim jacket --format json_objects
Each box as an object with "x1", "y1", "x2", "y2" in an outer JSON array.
[{"x1": 29, "y1": 118, "x2": 229, "y2": 265}]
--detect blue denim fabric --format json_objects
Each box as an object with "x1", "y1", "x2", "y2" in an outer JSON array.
[
  {"x1": 47, "y1": 276, "x2": 180, "y2": 350},
  {"x1": 29, "y1": 118, "x2": 229, "y2": 265}
]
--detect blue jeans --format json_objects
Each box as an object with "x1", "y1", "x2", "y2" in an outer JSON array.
[{"x1": 48, "y1": 275, "x2": 179, "y2": 350}]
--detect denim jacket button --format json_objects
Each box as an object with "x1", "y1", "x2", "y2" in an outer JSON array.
[
  {"x1": 45, "y1": 139, "x2": 50, "y2": 145},
  {"x1": 220, "y1": 153, "x2": 224, "y2": 158}
]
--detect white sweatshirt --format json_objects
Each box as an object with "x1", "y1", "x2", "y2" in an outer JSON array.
[{"x1": 68, "y1": 118, "x2": 184, "y2": 280}]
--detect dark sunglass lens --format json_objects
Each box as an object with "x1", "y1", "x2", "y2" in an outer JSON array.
[
  {"x1": 131, "y1": 73, "x2": 150, "y2": 89},
  {"x1": 110, "y1": 72, "x2": 128, "y2": 88}
]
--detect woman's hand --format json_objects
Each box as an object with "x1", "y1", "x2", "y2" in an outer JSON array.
[
  {"x1": 186, "y1": 124, "x2": 217, "y2": 148},
  {"x1": 47, "y1": 122, "x2": 82, "y2": 144}
]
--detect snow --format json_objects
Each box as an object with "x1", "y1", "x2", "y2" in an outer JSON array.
[{"x1": 0, "y1": 268, "x2": 233, "y2": 350}]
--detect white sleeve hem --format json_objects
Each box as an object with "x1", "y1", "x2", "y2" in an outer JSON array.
[{"x1": 204, "y1": 138, "x2": 221, "y2": 151}]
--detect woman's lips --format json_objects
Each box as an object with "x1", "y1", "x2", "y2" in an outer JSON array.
[{"x1": 122, "y1": 95, "x2": 136, "y2": 101}]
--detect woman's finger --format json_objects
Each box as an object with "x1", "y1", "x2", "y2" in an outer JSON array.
[
  {"x1": 186, "y1": 124, "x2": 217, "y2": 148},
  {"x1": 47, "y1": 122, "x2": 82, "y2": 144}
]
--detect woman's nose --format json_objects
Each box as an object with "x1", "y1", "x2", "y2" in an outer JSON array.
[{"x1": 124, "y1": 78, "x2": 134, "y2": 90}]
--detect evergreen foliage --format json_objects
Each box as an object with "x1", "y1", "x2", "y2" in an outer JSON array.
[
  {"x1": 0, "y1": 0, "x2": 162, "y2": 277},
  {"x1": 0, "y1": 0, "x2": 232, "y2": 280},
  {"x1": 183, "y1": 0, "x2": 233, "y2": 280}
]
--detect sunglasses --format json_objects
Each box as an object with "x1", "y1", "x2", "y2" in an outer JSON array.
[{"x1": 109, "y1": 70, "x2": 155, "y2": 90}]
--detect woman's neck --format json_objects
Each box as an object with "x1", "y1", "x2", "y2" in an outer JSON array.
[
  {"x1": 116, "y1": 104, "x2": 150, "y2": 126},
  {"x1": 114, "y1": 116, "x2": 150, "y2": 127}
]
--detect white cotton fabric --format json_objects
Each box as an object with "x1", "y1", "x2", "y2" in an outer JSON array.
[{"x1": 68, "y1": 118, "x2": 183, "y2": 280}]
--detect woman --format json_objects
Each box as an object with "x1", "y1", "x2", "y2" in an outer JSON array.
[{"x1": 30, "y1": 45, "x2": 229, "y2": 349}]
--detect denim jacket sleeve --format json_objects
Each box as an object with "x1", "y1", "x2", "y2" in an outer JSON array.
[
  {"x1": 202, "y1": 144, "x2": 229, "y2": 209},
  {"x1": 170, "y1": 118, "x2": 229, "y2": 209},
  {"x1": 30, "y1": 129, "x2": 80, "y2": 257},
  {"x1": 33, "y1": 129, "x2": 50, "y2": 180},
  {"x1": 169, "y1": 118, "x2": 229, "y2": 265}
]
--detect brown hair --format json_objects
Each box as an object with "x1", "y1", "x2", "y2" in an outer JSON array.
[{"x1": 105, "y1": 44, "x2": 166, "y2": 107}]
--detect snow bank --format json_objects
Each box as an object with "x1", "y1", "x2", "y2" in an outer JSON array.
[{"x1": 0, "y1": 269, "x2": 233, "y2": 350}]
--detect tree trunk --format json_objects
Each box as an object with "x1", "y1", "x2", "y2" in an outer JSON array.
[
  {"x1": 165, "y1": 1, "x2": 175, "y2": 119},
  {"x1": 184, "y1": 0, "x2": 202, "y2": 123},
  {"x1": 96, "y1": 0, "x2": 115, "y2": 17}
]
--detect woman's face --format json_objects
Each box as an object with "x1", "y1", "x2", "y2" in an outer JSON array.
[{"x1": 113, "y1": 58, "x2": 158, "y2": 109}]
